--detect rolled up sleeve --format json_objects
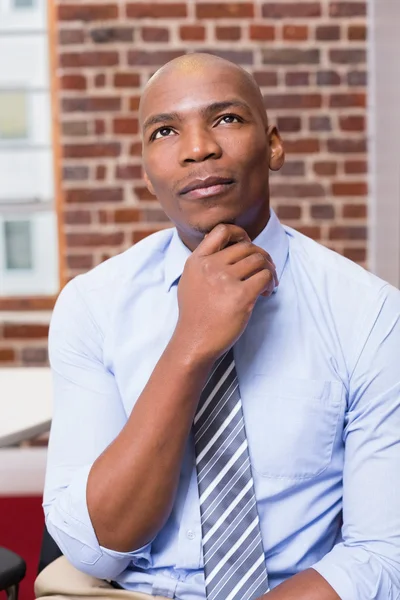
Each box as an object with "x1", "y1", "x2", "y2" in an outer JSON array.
[
  {"x1": 312, "y1": 284, "x2": 400, "y2": 599},
  {"x1": 44, "y1": 278, "x2": 152, "y2": 579}
]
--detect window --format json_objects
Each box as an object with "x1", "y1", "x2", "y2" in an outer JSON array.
[
  {"x1": 0, "y1": 213, "x2": 58, "y2": 296},
  {"x1": 0, "y1": 92, "x2": 28, "y2": 140},
  {"x1": 4, "y1": 220, "x2": 32, "y2": 269},
  {"x1": 13, "y1": 0, "x2": 35, "y2": 8}
]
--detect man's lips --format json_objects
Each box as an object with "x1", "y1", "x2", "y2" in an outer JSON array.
[{"x1": 179, "y1": 176, "x2": 235, "y2": 199}]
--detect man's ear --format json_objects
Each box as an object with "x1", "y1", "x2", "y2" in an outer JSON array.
[
  {"x1": 267, "y1": 125, "x2": 285, "y2": 172},
  {"x1": 143, "y1": 170, "x2": 156, "y2": 196}
]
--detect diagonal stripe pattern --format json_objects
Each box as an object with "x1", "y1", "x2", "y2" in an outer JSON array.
[{"x1": 194, "y1": 348, "x2": 269, "y2": 600}]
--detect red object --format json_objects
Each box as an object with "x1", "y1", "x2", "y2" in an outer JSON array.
[{"x1": 0, "y1": 496, "x2": 44, "y2": 600}]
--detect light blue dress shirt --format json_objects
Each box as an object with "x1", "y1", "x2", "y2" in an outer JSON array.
[{"x1": 44, "y1": 209, "x2": 400, "y2": 600}]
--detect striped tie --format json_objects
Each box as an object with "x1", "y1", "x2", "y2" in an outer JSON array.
[{"x1": 194, "y1": 348, "x2": 269, "y2": 600}]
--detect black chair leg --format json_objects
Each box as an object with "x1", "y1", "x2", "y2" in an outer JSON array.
[{"x1": 6, "y1": 584, "x2": 19, "y2": 600}]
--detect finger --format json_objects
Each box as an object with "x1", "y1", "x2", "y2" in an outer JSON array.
[
  {"x1": 219, "y1": 243, "x2": 278, "y2": 286},
  {"x1": 243, "y1": 269, "x2": 275, "y2": 299},
  {"x1": 230, "y1": 252, "x2": 272, "y2": 282},
  {"x1": 195, "y1": 224, "x2": 251, "y2": 257}
]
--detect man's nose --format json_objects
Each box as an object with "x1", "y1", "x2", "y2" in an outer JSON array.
[{"x1": 179, "y1": 127, "x2": 222, "y2": 164}]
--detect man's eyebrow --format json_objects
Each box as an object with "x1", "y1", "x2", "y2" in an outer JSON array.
[
  {"x1": 142, "y1": 100, "x2": 253, "y2": 133},
  {"x1": 201, "y1": 100, "x2": 253, "y2": 118},
  {"x1": 143, "y1": 112, "x2": 180, "y2": 133}
]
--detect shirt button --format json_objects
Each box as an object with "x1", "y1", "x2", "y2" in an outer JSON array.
[{"x1": 187, "y1": 529, "x2": 195, "y2": 540}]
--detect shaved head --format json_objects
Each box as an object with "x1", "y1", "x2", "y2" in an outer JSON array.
[
  {"x1": 139, "y1": 51, "x2": 284, "y2": 249},
  {"x1": 139, "y1": 53, "x2": 268, "y2": 129}
]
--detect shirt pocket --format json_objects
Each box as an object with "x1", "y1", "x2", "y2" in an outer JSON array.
[{"x1": 243, "y1": 376, "x2": 344, "y2": 480}]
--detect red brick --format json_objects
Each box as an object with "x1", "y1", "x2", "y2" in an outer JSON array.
[
  {"x1": 113, "y1": 209, "x2": 141, "y2": 223},
  {"x1": 129, "y1": 96, "x2": 140, "y2": 111},
  {"x1": 65, "y1": 188, "x2": 123, "y2": 203},
  {"x1": 116, "y1": 164, "x2": 142, "y2": 179},
  {"x1": 58, "y1": 4, "x2": 118, "y2": 21},
  {"x1": 113, "y1": 118, "x2": 138, "y2": 135},
  {"x1": 283, "y1": 25, "x2": 309, "y2": 41},
  {"x1": 311, "y1": 204, "x2": 335, "y2": 219},
  {"x1": 332, "y1": 182, "x2": 367, "y2": 196},
  {"x1": 343, "y1": 203, "x2": 367, "y2": 218},
  {"x1": 96, "y1": 165, "x2": 107, "y2": 180},
  {"x1": 134, "y1": 186, "x2": 156, "y2": 201},
  {"x1": 63, "y1": 166, "x2": 89, "y2": 181},
  {"x1": 62, "y1": 97, "x2": 121, "y2": 112},
  {"x1": 309, "y1": 115, "x2": 331, "y2": 131},
  {"x1": 130, "y1": 142, "x2": 143, "y2": 156},
  {"x1": 271, "y1": 183, "x2": 325, "y2": 197},
  {"x1": 280, "y1": 161, "x2": 305, "y2": 176},
  {"x1": 60, "y1": 51, "x2": 119, "y2": 68},
  {"x1": 314, "y1": 161, "x2": 338, "y2": 176},
  {"x1": 94, "y1": 119, "x2": 106, "y2": 135},
  {"x1": 317, "y1": 70, "x2": 341, "y2": 86},
  {"x1": 3, "y1": 324, "x2": 49, "y2": 339},
  {"x1": 216, "y1": 26, "x2": 242, "y2": 41},
  {"x1": 133, "y1": 229, "x2": 162, "y2": 243},
  {"x1": 265, "y1": 94, "x2": 322, "y2": 109},
  {"x1": 344, "y1": 160, "x2": 367, "y2": 174},
  {"x1": 253, "y1": 71, "x2": 278, "y2": 87},
  {"x1": 316, "y1": 25, "x2": 341, "y2": 40},
  {"x1": 114, "y1": 72, "x2": 140, "y2": 88},
  {"x1": 249, "y1": 25, "x2": 275, "y2": 41},
  {"x1": 128, "y1": 50, "x2": 184, "y2": 66},
  {"x1": 276, "y1": 205, "x2": 302, "y2": 220},
  {"x1": 64, "y1": 209, "x2": 91, "y2": 224},
  {"x1": 329, "y1": 49, "x2": 366, "y2": 64},
  {"x1": 196, "y1": 3, "x2": 254, "y2": 18},
  {"x1": 142, "y1": 27, "x2": 169, "y2": 42},
  {"x1": 329, "y1": 2, "x2": 367, "y2": 17},
  {"x1": 64, "y1": 143, "x2": 121, "y2": 158},
  {"x1": 347, "y1": 70, "x2": 367, "y2": 86},
  {"x1": 94, "y1": 73, "x2": 106, "y2": 88},
  {"x1": 343, "y1": 247, "x2": 366, "y2": 262},
  {"x1": 60, "y1": 74, "x2": 86, "y2": 90},
  {"x1": 67, "y1": 254, "x2": 94, "y2": 269},
  {"x1": 67, "y1": 232, "x2": 124, "y2": 247},
  {"x1": 348, "y1": 24, "x2": 366, "y2": 40},
  {"x1": 339, "y1": 115, "x2": 365, "y2": 131},
  {"x1": 327, "y1": 138, "x2": 367, "y2": 153},
  {"x1": 284, "y1": 138, "x2": 320, "y2": 153},
  {"x1": 297, "y1": 226, "x2": 321, "y2": 240},
  {"x1": 262, "y1": 48, "x2": 319, "y2": 65},
  {"x1": 179, "y1": 25, "x2": 206, "y2": 41},
  {"x1": 59, "y1": 29, "x2": 85, "y2": 45},
  {"x1": 126, "y1": 3, "x2": 187, "y2": 18},
  {"x1": 90, "y1": 27, "x2": 134, "y2": 43},
  {"x1": 262, "y1": 3, "x2": 321, "y2": 18},
  {"x1": 277, "y1": 116, "x2": 301, "y2": 132},
  {"x1": 62, "y1": 121, "x2": 89, "y2": 136},
  {"x1": 0, "y1": 348, "x2": 16, "y2": 362},
  {"x1": 285, "y1": 72, "x2": 309, "y2": 86},
  {"x1": 329, "y1": 226, "x2": 367, "y2": 240},
  {"x1": 329, "y1": 93, "x2": 366, "y2": 107},
  {"x1": 21, "y1": 348, "x2": 48, "y2": 365}
]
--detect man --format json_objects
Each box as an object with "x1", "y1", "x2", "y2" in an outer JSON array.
[{"x1": 37, "y1": 53, "x2": 400, "y2": 600}]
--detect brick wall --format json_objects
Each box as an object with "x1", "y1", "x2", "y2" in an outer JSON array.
[{"x1": 0, "y1": 0, "x2": 368, "y2": 366}]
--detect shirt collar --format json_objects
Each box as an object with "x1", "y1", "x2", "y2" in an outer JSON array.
[{"x1": 164, "y1": 208, "x2": 289, "y2": 293}]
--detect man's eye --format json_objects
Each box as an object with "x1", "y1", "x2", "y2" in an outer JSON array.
[
  {"x1": 153, "y1": 127, "x2": 174, "y2": 140},
  {"x1": 219, "y1": 114, "x2": 241, "y2": 125}
]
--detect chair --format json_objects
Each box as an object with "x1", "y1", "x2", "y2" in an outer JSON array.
[
  {"x1": 0, "y1": 547, "x2": 26, "y2": 600},
  {"x1": 37, "y1": 525, "x2": 62, "y2": 574}
]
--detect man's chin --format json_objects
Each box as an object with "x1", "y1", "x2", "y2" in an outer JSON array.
[{"x1": 191, "y1": 218, "x2": 236, "y2": 236}]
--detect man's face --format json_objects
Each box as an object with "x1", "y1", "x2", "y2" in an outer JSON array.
[{"x1": 140, "y1": 63, "x2": 283, "y2": 247}]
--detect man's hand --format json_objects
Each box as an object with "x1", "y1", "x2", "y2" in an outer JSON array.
[{"x1": 175, "y1": 223, "x2": 278, "y2": 363}]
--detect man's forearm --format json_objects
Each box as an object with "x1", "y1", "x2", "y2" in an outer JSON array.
[
  {"x1": 87, "y1": 330, "x2": 215, "y2": 552},
  {"x1": 259, "y1": 569, "x2": 340, "y2": 600}
]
